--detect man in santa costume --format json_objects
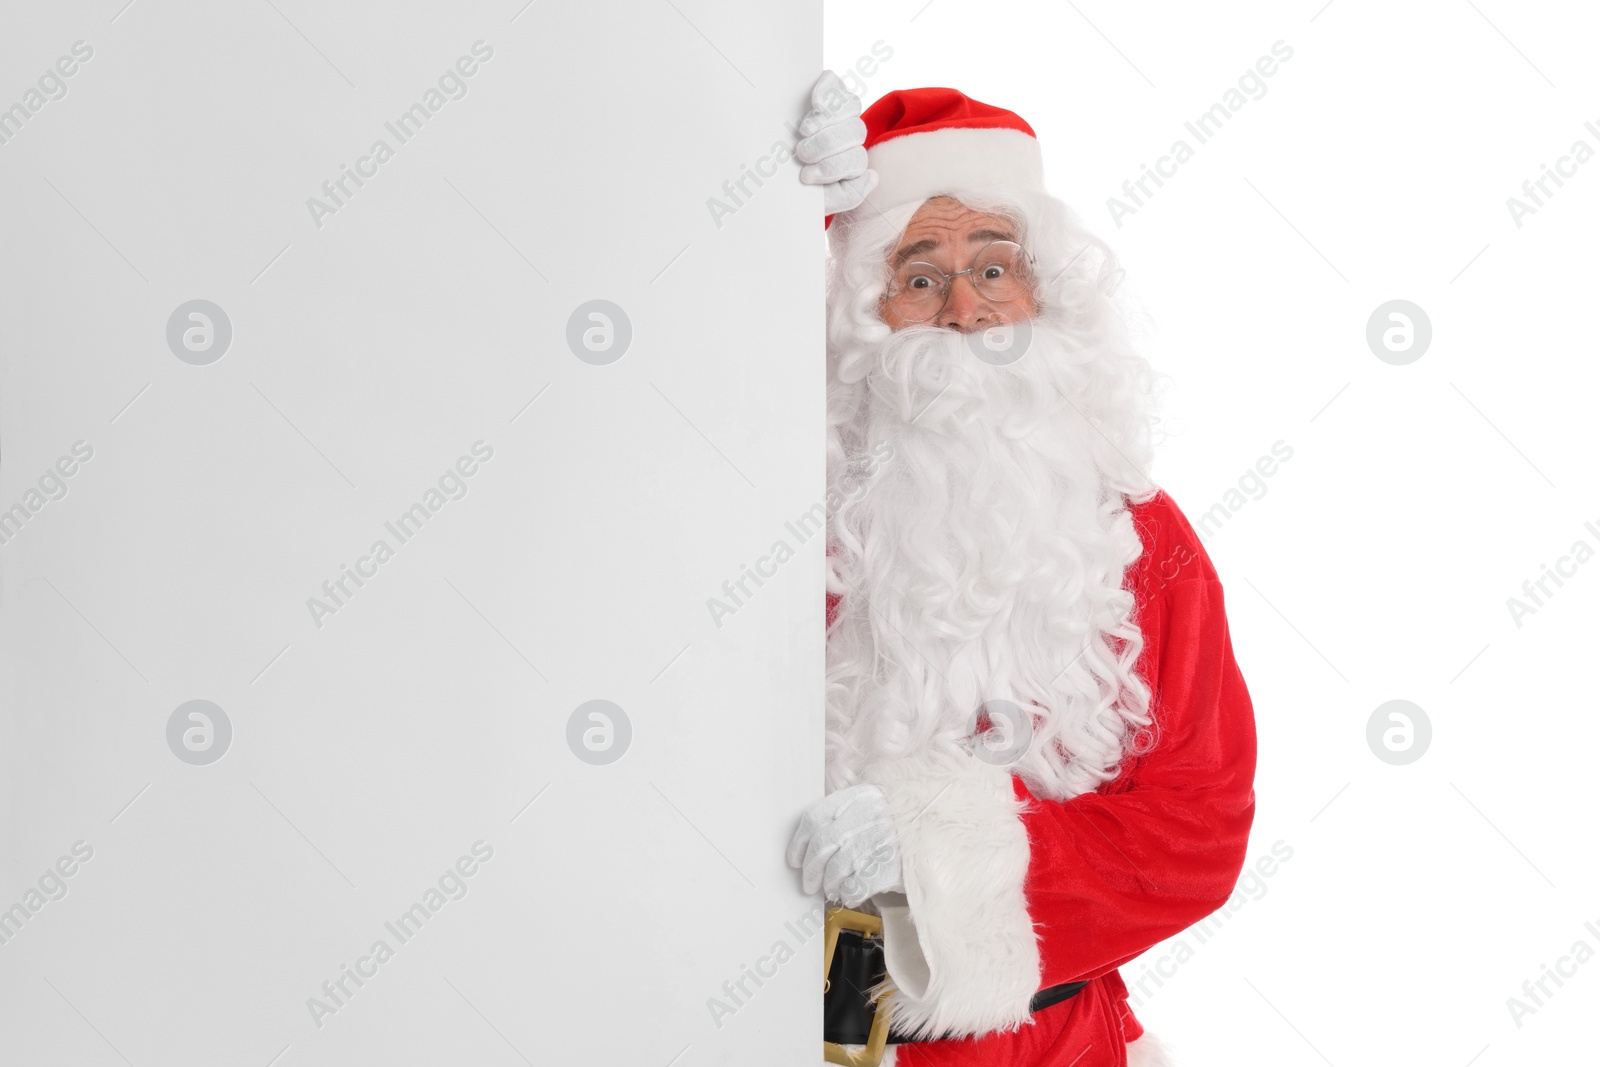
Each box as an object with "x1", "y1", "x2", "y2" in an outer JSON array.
[{"x1": 784, "y1": 73, "x2": 1259, "y2": 1067}]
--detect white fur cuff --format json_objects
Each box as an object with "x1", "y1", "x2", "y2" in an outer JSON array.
[{"x1": 862, "y1": 749, "x2": 1041, "y2": 1038}]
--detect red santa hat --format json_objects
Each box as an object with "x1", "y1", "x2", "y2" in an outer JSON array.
[{"x1": 825, "y1": 87, "x2": 1046, "y2": 228}]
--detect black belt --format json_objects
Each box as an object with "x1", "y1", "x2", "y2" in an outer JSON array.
[{"x1": 823, "y1": 926, "x2": 1087, "y2": 1045}]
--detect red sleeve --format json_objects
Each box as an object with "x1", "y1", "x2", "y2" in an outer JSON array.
[{"x1": 1017, "y1": 491, "x2": 1258, "y2": 989}]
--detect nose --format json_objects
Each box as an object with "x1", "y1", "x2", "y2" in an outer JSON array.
[{"x1": 939, "y1": 274, "x2": 998, "y2": 332}]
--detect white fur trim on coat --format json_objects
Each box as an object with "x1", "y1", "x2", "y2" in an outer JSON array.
[
  {"x1": 1126, "y1": 1031, "x2": 1176, "y2": 1067},
  {"x1": 861, "y1": 749, "x2": 1040, "y2": 1039}
]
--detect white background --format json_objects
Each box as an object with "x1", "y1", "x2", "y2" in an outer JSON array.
[
  {"x1": 0, "y1": 2, "x2": 824, "y2": 1065},
  {"x1": 826, "y1": 0, "x2": 1600, "y2": 1064}
]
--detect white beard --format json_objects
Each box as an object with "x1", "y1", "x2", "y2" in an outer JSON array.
[{"x1": 824, "y1": 313, "x2": 1153, "y2": 802}]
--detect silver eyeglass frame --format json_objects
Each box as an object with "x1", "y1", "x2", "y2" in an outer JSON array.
[{"x1": 884, "y1": 240, "x2": 1038, "y2": 323}]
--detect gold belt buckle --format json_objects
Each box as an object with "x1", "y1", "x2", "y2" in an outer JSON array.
[{"x1": 822, "y1": 906, "x2": 893, "y2": 1067}]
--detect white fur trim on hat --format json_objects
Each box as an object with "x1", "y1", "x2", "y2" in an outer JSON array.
[
  {"x1": 863, "y1": 126, "x2": 1046, "y2": 215},
  {"x1": 861, "y1": 748, "x2": 1041, "y2": 1039}
]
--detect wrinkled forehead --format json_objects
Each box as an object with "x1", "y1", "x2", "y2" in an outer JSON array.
[{"x1": 889, "y1": 196, "x2": 1023, "y2": 268}]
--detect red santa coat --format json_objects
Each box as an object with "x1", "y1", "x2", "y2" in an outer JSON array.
[{"x1": 824, "y1": 490, "x2": 1257, "y2": 1067}]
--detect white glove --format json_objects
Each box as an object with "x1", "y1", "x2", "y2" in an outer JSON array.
[
  {"x1": 794, "y1": 70, "x2": 879, "y2": 216},
  {"x1": 786, "y1": 783, "x2": 903, "y2": 907}
]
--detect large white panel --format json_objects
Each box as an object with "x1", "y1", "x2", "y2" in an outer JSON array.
[{"x1": 0, "y1": 2, "x2": 823, "y2": 1064}]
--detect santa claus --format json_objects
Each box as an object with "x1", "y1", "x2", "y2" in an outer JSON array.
[{"x1": 784, "y1": 74, "x2": 1259, "y2": 1067}]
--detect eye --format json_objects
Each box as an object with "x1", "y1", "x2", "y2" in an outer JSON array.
[{"x1": 980, "y1": 264, "x2": 1007, "y2": 280}]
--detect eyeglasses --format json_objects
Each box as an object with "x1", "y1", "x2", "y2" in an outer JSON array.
[{"x1": 884, "y1": 240, "x2": 1036, "y2": 323}]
